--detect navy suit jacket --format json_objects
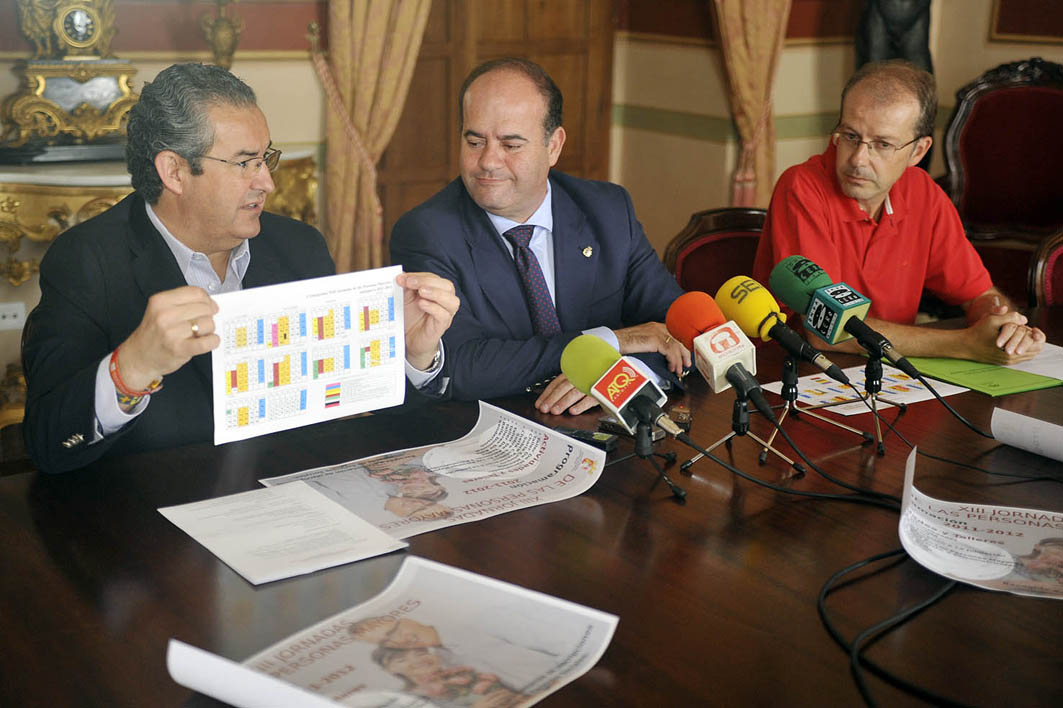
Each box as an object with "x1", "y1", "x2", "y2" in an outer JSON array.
[
  {"x1": 390, "y1": 171, "x2": 683, "y2": 400},
  {"x1": 23, "y1": 193, "x2": 336, "y2": 473}
]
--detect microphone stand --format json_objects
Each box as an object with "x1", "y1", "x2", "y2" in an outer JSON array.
[
  {"x1": 805, "y1": 340, "x2": 906, "y2": 456},
  {"x1": 609, "y1": 422, "x2": 685, "y2": 502},
  {"x1": 759, "y1": 355, "x2": 873, "y2": 462},
  {"x1": 680, "y1": 387, "x2": 804, "y2": 478}
]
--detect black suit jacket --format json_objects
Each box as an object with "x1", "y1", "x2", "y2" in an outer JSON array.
[
  {"x1": 23, "y1": 193, "x2": 336, "y2": 473},
  {"x1": 390, "y1": 171, "x2": 684, "y2": 400}
]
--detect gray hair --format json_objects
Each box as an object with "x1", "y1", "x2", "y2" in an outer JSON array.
[{"x1": 126, "y1": 63, "x2": 257, "y2": 203}]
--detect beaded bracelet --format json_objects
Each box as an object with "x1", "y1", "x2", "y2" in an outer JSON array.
[{"x1": 109, "y1": 348, "x2": 163, "y2": 406}]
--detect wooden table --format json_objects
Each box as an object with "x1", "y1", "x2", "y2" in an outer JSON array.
[{"x1": 2, "y1": 311, "x2": 1061, "y2": 707}]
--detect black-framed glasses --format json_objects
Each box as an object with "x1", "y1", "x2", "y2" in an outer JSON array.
[
  {"x1": 831, "y1": 130, "x2": 920, "y2": 158},
  {"x1": 201, "y1": 147, "x2": 282, "y2": 176}
]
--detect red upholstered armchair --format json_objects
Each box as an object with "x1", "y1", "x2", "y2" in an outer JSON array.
[
  {"x1": 940, "y1": 57, "x2": 1063, "y2": 234},
  {"x1": 663, "y1": 207, "x2": 765, "y2": 293},
  {"x1": 1029, "y1": 230, "x2": 1063, "y2": 308},
  {"x1": 938, "y1": 58, "x2": 1063, "y2": 307}
]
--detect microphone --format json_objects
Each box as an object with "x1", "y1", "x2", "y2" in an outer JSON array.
[
  {"x1": 715, "y1": 275, "x2": 850, "y2": 386},
  {"x1": 768, "y1": 256, "x2": 920, "y2": 378},
  {"x1": 665, "y1": 291, "x2": 758, "y2": 394},
  {"x1": 664, "y1": 292, "x2": 774, "y2": 420},
  {"x1": 769, "y1": 255, "x2": 869, "y2": 345},
  {"x1": 560, "y1": 335, "x2": 683, "y2": 437}
]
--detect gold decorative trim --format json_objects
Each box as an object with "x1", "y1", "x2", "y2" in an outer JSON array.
[
  {"x1": 1, "y1": 61, "x2": 138, "y2": 146},
  {"x1": 1, "y1": 50, "x2": 322, "y2": 62},
  {"x1": 266, "y1": 155, "x2": 318, "y2": 226},
  {"x1": 616, "y1": 30, "x2": 853, "y2": 48}
]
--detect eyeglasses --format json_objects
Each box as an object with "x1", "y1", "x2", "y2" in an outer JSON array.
[
  {"x1": 200, "y1": 147, "x2": 282, "y2": 176},
  {"x1": 832, "y1": 130, "x2": 920, "y2": 158}
]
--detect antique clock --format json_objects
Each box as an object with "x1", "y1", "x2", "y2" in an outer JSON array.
[{"x1": 0, "y1": 0, "x2": 138, "y2": 162}]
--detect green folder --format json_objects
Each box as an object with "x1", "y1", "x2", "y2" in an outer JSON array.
[{"x1": 906, "y1": 357, "x2": 1062, "y2": 396}]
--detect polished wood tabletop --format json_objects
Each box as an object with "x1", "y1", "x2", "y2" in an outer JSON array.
[{"x1": 2, "y1": 311, "x2": 1061, "y2": 707}]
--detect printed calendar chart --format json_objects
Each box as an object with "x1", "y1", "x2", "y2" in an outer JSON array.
[{"x1": 211, "y1": 266, "x2": 406, "y2": 444}]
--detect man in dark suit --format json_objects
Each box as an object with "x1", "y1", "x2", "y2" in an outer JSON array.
[
  {"x1": 23, "y1": 64, "x2": 459, "y2": 474},
  {"x1": 391, "y1": 58, "x2": 687, "y2": 416}
]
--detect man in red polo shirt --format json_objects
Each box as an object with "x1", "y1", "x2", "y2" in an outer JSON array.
[{"x1": 753, "y1": 60, "x2": 1044, "y2": 365}]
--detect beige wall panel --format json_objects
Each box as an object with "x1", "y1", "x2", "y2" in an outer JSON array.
[
  {"x1": 933, "y1": 0, "x2": 1063, "y2": 108},
  {"x1": 611, "y1": 126, "x2": 734, "y2": 255},
  {"x1": 613, "y1": 37, "x2": 729, "y2": 116},
  {"x1": 775, "y1": 137, "x2": 831, "y2": 183},
  {"x1": 773, "y1": 44, "x2": 854, "y2": 116},
  {"x1": 230, "y1": 60, "x2": 326, "y2": 147}
]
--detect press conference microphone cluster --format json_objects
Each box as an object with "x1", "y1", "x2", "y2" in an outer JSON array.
[
  {"x1": 768, "y1": 255, "x2": 920, "y2": 378},
  {"x1": 714, "y1": 275, "x2": 851, "y2": 386},
  {"x1": 664, "y1": 291, "x2": 775, "y2": 421}
]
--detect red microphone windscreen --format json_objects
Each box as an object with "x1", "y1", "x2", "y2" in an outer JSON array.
[{"x1": 665, "y1": 291, "x2": 726, "y2": 350}]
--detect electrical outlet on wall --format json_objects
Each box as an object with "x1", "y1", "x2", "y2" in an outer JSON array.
[{"x1": 0, "y1": 303, "x2": 26, "y2": 331}]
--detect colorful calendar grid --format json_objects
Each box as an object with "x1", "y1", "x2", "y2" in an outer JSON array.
[
  {"x1": 358, "y1": 295, "x2": 396, "y2": 332},
  {"x1": 310, "y1": 343, "x2": 353, "y2": 379},
  {"x1": 224, "y1": 388, "x2": 309, "y2": 429},
  {"x1": 359, "y1": 336, "x2": 398, "y2": 369}
]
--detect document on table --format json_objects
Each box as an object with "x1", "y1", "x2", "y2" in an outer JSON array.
[
  {"x1": 762, "y1": 364, "x2": 966, "y2": 416},
  {"x1": 899, "y1": 449, "x2": 1063, "y2": 600},
  {"x1": 991, "y1": 408, "x2": 1063, "y2": 462},
  {"x1": 211, "y1": 266, "x2": 406, "y2": 445},
  {"x1": 907, "y1": 343, "x2": 1063, "y2": 396},
  {"x1": 158, "y1": 481, "x2": 406, "y2": 585},
  {"x1": 260, "y1": 402, "x2": 607, "y2": 539},
  {"x1": 168, "y1": 556, "x2": 619, "y2": 707},
  {"x1": 1006, "y1": 341, "x2": 1063, "y2": 380}
]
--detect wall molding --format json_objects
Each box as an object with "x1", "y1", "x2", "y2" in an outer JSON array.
[{"x1": 613, "y1": 104, "x2": 956, "y2": 143}]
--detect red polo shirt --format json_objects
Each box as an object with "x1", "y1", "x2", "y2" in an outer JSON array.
[{"x1": 753, "y1": 144, "x2": 991, "y2": 324}]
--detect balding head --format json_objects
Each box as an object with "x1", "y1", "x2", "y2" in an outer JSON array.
[{"x1": 841, "y1": 60, "x2": 936, "y2": 140}]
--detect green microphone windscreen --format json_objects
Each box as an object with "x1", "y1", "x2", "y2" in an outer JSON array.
[
  {"x1": 560, "y1": 334, "x2": 622, "y2": 394},
  {"x1": 769, "y1": 255, "x2": 832, "y2": 313}
]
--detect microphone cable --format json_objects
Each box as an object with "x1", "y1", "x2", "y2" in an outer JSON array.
[
  {"x1": 817, "y1": 548, "x2": 969, "y2": 707},
  {"x1": 677, "y1": 425, "x2": 966, "y2": 704},
  {"x1": 674, "y1": 432, "x2": 900, "y2": 512},
  {"x1": 848, "y1": 388, "x2": 1063, "y2": 485},
  {"x1": 760, "y1": 411, "x2": 902, "y2": 505},
  {"x1": 905, "y1": 368, "x2": 994, "y2": 439}
]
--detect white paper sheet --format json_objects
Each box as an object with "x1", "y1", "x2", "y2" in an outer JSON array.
[
  {"x1": 159, "y1": 481, "x2": 407, "y2": 585},
  {"x1": 167, "y1": 639, "x2": 337, "y2": 708},
  {"x1": 211, "y1": 267, "x2": 405, "y2": 445},
  {"x1": 899, "y1": 449, "x2": 1063, "y2": 599},
  {"x1": 1006, "y1": 342, "x2": 1063, "y2": 380},
  {"x1": 260, "y1": 402, "x2": 607, "y2": 539},
  {"x1": 762, "y1": 363, "x2": 966, "y2": 415},
  {"x1": 169, "y1": 557, "x2": 618, "y2": 706},
  {"x1": 991, "y1": 408, "x2": 1063, "y2": 462}
]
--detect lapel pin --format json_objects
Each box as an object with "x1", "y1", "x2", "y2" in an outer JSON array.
[{"x1": 582, "y1": 246, "x2": 593, "y2": 258}]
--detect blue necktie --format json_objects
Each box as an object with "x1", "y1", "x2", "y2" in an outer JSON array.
[{"x1": 503, "y1": 225, "x2": 561, "y2": 337}]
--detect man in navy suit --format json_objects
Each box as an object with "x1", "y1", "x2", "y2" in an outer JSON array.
[
  {"x1": 391, "y1": 58, "x2": 688, "y2": 415},
  {"x1": 23, "y1": 64, "x2": 459, "y2": 473}
]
